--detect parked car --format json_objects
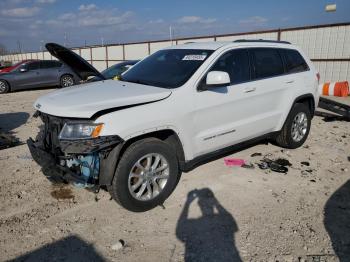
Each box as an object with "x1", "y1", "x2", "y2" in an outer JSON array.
[
  {"x1": 0, "y1": 60, "x2": 34, "y2": 74},
  {"x1": 0, "y1": 60, "x2": 80, "y2": 93},
  {"x1": 89, "y1": 60, "x2": 139, "y2": 82},
  {"x1": 28, "y1": 41, "x2": 319, "y2": 212}
]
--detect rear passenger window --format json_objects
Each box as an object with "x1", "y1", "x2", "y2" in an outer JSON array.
[
  {"x1": 210, "y1": 49, "x2": 250, "y2": 84},
  {"x1": 52, "y1": 61, "x2": 63, "y2": 68},
  {"x1": 251, "y1": 48, "x2": 284, "y2": 79},
  {"x1": 27, "y1": 62, "x2": 40, "y2": 70},
  {"x1": 41, "y1": 61, "x2": 62, "y2": 68},
  {"x1": 283, "y1": 49, "x2": 309, "y2": 73}
]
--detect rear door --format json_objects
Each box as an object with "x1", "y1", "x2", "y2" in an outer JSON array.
[
  {"x1": 39, "y1": 61, "x2": 62, "y2": 86},
  {"x1": 13, "y1": 61, "x2": 42, "y2": 89},
  {"x1": 248, "y1": 47, "x2": 291, "y2": 131}
]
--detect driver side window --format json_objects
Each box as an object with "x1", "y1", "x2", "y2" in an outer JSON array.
[{"x1": 211, "y1": 49, "x2": 250, "y2": 85}]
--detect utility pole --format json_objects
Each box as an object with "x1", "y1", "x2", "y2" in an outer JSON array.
[
  {"x1": 64, "y1": 32, "x2": 67, "y2": 47},
  {"x1": 101, "y1": 37, "x2": 104, "y2": 47},
  {"x1": 169, "y1": 26, "x2": 173, "y2": 45},
  {"x1": 17, "y1": 40, "x2": 22, "y2": 53},
  {"x1": 40, "y1": 40, "x2": 44, "y2": 52}
]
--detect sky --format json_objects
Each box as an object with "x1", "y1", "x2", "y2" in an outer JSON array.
[{"x1": 0, "y1": 0, "x2": 349, "y2": 52}]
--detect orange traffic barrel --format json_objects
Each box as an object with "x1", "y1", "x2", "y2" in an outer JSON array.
[{"x1": 321, "y1": 81, "x2": 349, "y2": 97}]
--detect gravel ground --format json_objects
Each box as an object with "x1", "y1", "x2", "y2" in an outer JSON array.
[{"x1": 0, "y1": 88, "x2": 349, "y2": 262}]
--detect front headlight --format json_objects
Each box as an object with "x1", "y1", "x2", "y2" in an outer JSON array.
[{"x1": 59, "y1": 123, "x2": 104, "y2": 140}]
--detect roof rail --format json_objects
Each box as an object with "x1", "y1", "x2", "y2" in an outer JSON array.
[{"x1": 234, "y1": 39, "x2": 291, "y2": 44}]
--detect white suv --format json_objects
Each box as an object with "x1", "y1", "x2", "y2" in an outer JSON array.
[{"x1": 28, "y1": 41, "x2": 319, "y2": 211}]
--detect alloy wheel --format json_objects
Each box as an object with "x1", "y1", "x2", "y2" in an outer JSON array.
[
  {"x1": 61, "y1": 76, "x2": 74, "y2": 87},
  {"x1": 291, "y1": 112, "x2": 308, "y2": 142},
  {"x1": 128, "y1": 153, "x2": 170, "y2": 201}
]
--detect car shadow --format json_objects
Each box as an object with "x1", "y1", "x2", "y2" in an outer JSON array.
[
  {"x1": 176, "y1": 188, "x2": 242, "y2": 262},
  {"x1": 324, "y1": 180, "x2": 350, "y2": 261},
  {"x1": 9, "y1": 86, "x2": 57, "y2": 93},
  {"x1": 315, "y1": 111, "x2": 349, "y2": 122},
  {"x1": 0, "y1": 112, "x2": 29, "y2": 150},
  {"x1": 11, "y1": 235, "x2": 105, "y2": 262}
]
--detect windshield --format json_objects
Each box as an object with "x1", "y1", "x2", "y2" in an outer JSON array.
[{"x1": 121, "y1": 49, "x2": 214, "y2": 88}]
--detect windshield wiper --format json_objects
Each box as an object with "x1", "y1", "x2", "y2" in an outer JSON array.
[{"x1": 122, "y1": 79, "x2": 151, "y2": 86}]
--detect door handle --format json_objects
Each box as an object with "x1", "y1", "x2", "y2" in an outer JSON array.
[
  {"x1": 285, "y1": 80, "x2": 294, "y2": 84},
  {"x1": 244, "y1": 87, "x2": 256, "y2": 93}
]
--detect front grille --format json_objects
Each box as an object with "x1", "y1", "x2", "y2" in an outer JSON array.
[{"x1": 40, "y1": 113, "x2": 66, "y2": 156}]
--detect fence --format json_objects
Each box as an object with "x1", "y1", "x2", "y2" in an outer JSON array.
[{"x1": 1, "y1": 22, "x2": 349, "y2": 84}]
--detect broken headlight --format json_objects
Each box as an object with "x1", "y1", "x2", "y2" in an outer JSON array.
[{"x1": 59, "y1": 123, "x2": 104, "y2": 140}]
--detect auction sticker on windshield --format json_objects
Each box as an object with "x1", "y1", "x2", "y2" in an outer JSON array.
[{"x1": 182, "y1": 54, "x2": 207, "y2": 61}]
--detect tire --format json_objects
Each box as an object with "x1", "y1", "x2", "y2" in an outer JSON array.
[
  {"x1": 60, "y1": 75, "x2": 74, "y2": 88},
  {"x1": 275, "y1": 103, "x2": 311, "y2": 149},
  {"x1": 108, "y1": 138, "x2": 180, "y2": 212},
  {"x1": 0, "y1": 80, "x2": 10, "y2": 94}
]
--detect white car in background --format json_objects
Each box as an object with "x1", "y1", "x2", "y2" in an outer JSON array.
[{"x1": 28, "y1": 41, "x2": 319, "y2": 212}]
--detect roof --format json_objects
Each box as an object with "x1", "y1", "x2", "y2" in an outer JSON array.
[{"x1": 167, "y1": 40, "x2": 295, "y2": 51}]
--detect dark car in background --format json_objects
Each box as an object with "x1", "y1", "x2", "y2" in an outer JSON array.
[
  {"x1": 101, "y1": 60, "x2": 139, "y2": 79},
  {"x1": 0, "y1": 60, "x2": 80, "y2": 93},
  {"x1": 87, "y1": 60, "x2": 139, "y2": 82}
]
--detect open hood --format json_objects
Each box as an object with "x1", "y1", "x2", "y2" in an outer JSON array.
[
  {"x1": 34, "y1": 80, "x2": 172, "y2": 118},
  {"x1": 46, "y1": 43, "x2": 105, "y2": 80}
]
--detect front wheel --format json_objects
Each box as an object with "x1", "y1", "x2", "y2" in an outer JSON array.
[
  {"x1": 60, "y1": 75, "x2": 74, "y2": 88},
  {"x1": 275, "y1": 103, "x2": 311, "y2": 149},
  {"x1": 0, "y1": 80, "x2": 10, "y2": 94},
  {"x1": 108, "y1": 138, "x2": 180, "y2": 212}
]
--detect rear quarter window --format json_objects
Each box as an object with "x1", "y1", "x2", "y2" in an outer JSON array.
[
  {"x1": 251, "y1": 48, "x2": 284, "y2": 79},
  {"x1": 283, "y1": 49, "x2": 309, "y2": 73}
]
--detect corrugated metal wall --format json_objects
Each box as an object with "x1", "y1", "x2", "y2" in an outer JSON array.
[{"x1": 1, "y1": 22, "x2": 349, "y2": 83}]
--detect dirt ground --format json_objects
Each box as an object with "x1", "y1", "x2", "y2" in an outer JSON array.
[{"x1": 0, "y1": 88, "x2": 349, "y2": 262}]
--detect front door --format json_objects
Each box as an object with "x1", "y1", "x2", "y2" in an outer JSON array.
[{"x1": 13, "y1": 61, "x2": 41, "y2": 89}]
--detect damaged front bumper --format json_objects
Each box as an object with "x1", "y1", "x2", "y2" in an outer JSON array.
[
  {"x1": 28, "y1": 136, "x2": 123, "y2": 186},
  {"x1": 27, "y1": 112, "x2": 123, "y2": 186}
]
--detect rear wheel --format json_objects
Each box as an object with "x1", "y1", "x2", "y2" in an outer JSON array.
[
  {"x1": 108, "y1": 138, "x2": 180, "y2": 212},
  {"x1": 275, "y1": 103, "x2": 311, "y2": 149},
  {"x1": 60, "y1": 75, "x2": 74, "y2": 88},
  {"x1": 0, "y1": 80, "x2": 10, "y2": 94}
]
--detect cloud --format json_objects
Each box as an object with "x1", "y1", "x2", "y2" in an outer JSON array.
[
  {"x1": 44, "y1": 5, "x2": 134, "y2": 30},
  {"x1": 1, "y1": 7, "x2": 40, "y2": 17},
  {"x1": 177, "y1": 16, "x2": 217, "y2": 24},
  {"x1": 239, "y1": 16, "x2": 268, "y2": 25},
  {"x1": 78, "y1": 4, "x2": 97, "y2": 12},
  {"x1": 148, "y1": 19, "x2": 164, "y2": 24},
  {"x1": 36, "y1": 0, "x2": 56, "y2": 3},
  {"x1": 58, "y1": 12, "x2": 75, "y2": 20}
]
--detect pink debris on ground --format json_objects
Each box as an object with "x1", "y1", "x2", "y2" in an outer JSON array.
[{"x1": 224, "y1": 158, "x2": 245, "y2": 167}]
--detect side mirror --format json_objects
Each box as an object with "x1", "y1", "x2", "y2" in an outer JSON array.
[
  {"x1": 20, "y1": 68, "x2": 28, "y2": 73},
  {"x1": 206, "y1": 71, "x2": 230, "y2": 87}
]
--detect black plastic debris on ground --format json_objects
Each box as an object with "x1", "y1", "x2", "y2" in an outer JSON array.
[
  {"x1": 258, "y1": 157, "x2": 291, "y2": 174},
  {"x1": 250, "y1": 152, "x2": 262, "y2": 157},
  {"x1": 241, "y1": 163, "x2": 255, "y2": 169},
  {"x1": 0, "y1": 132, "x2": 22, "y2": 150},
  {"x1": 301, "y1": 161, "x2": 310, "y2": 166}
]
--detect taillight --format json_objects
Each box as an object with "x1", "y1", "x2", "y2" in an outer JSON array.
[{"x1": 316, "y1": 73, "x2": 320, "y2": 84}]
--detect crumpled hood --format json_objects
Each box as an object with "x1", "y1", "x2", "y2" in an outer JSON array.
[{"x1": 34, "y1": 80, "x2": 171, "y2": 118}]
